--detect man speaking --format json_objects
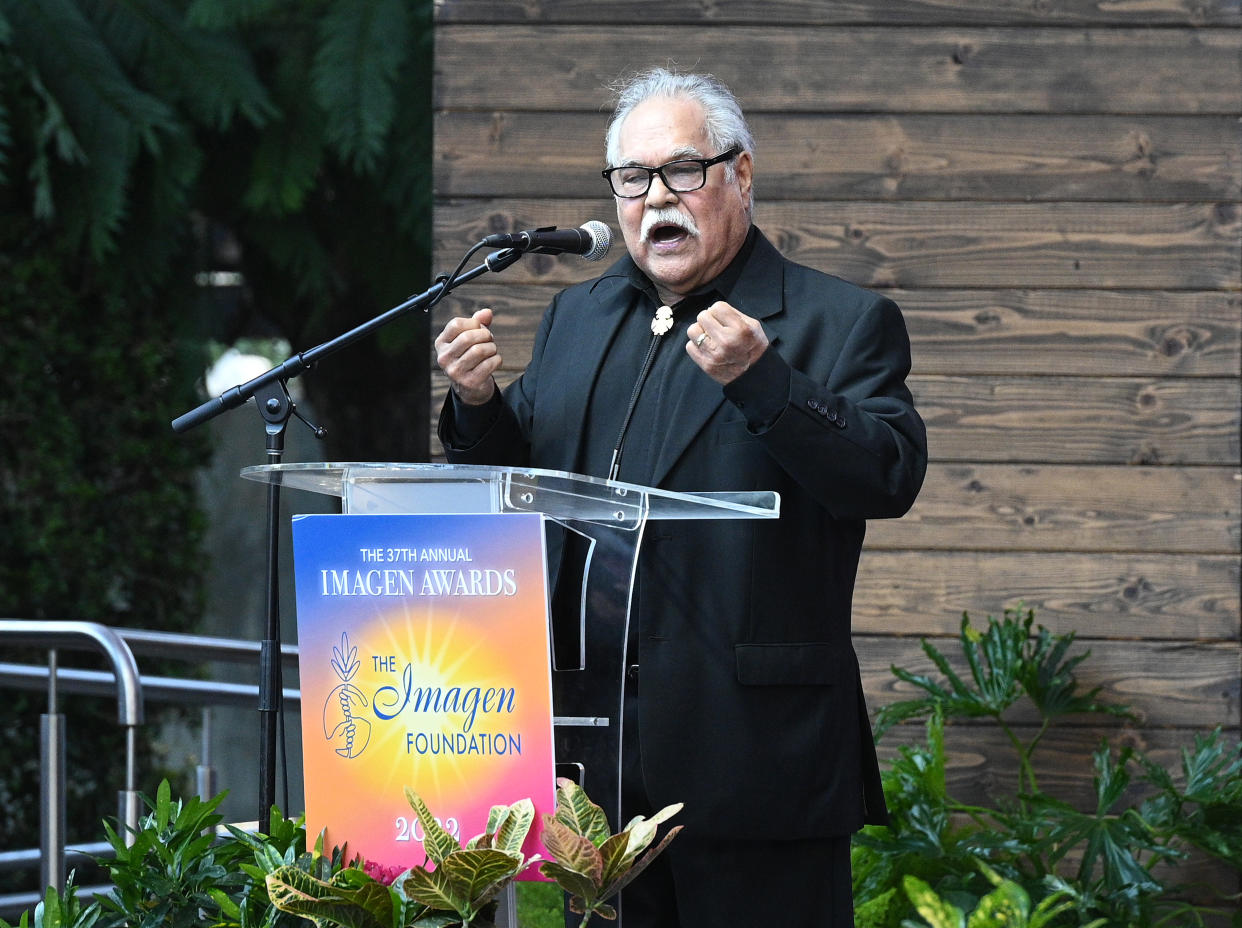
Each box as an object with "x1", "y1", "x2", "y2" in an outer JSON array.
[{"x1": 434, "y1": 67, "x2": 927, "y2": 927}]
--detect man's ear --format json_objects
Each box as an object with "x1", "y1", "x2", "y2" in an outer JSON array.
[{"x1": 735, "y1": 150, "x2": 754, "y2": 201}]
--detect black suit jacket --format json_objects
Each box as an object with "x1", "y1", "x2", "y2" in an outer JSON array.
[{"x1": 439, "y1": 229, "x2": 927, "y2": 839}]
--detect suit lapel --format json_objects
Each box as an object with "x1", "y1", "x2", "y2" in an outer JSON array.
[
  {"x1": 648, "y1": 231, "x2": 787, "y2": 486},
  {"x1": 540, "y1": 272, "x2": 633, "y2": 471}
]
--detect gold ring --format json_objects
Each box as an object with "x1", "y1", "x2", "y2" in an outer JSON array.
[{"x1": 694, "y1": 333, "x2": 708, "y2": 347}]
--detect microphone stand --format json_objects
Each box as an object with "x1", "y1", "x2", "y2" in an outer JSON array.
[{"x1": 171, "y1": 246, "x2": 523, "y2": 823}]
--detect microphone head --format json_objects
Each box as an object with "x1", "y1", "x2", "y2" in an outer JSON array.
[{"x1": 579, "y1": 220, "x2": 612, "y2": 261}]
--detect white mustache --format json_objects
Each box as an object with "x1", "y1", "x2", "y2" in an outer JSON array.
[{"x1": 640, "y1": 207, "x2": 700, "y2": 243}]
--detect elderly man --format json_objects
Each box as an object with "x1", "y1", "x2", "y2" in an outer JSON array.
[{"x1": 434, "y1": 68, "x2": 926, "y2": 927}]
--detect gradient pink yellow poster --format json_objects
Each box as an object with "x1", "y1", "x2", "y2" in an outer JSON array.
[{"x1": 291, "y1": 512, "x2": 555, "y2": 872}]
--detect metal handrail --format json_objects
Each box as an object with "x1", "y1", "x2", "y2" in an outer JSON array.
[
  {"x1": 0, "y1": 841, "x2": 111, "y2": 875},
  {"x1": 0, "y1": 620, "x2": 146, "y2": 898},
  {"x1": 117, "y1": 628, "x2": 299, "y2": 665},
  {"x1": 0, "y1": 663, "x2": 301, "y2": 708},
  {"x1": 0, "y1": 621, "x2": 144, "y2": 726},
  {"x1": 0, "y1": 620, "x2": 302, "y2": 917}
]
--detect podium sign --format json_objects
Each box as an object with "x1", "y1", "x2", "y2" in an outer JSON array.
[
  {"x1": 291, "y1": 512, "x2": 556, "y2": 870},
  {"x1": 247, "y1": 461, "x2": 778, "y2": 886}
]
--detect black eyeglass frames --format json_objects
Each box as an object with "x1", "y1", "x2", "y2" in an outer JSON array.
[{"x1": 602, "y1": 146, "x2": 741, "y2": 198}]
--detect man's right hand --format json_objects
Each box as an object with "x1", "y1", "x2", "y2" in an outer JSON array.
[{"x1": 434, "y1": 308, "x2": 501, "y2": 406}]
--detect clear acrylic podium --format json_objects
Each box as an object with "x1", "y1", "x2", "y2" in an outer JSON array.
[{"x1": 242, "y1": 462, "x2": 779, "y2": 855}]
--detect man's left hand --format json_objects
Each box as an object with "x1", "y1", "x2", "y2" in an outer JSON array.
[{"x1": 686, "y1": 300, "x2": 769, "y2": 385}]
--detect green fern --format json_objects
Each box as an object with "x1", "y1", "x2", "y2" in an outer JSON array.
[
  {"x1": 185, "y1": 0, "x2": 282, "y2": 30},
  {"x1": 5, "y1": 0, "x2": 175, "y2": 255},
  {"x1": 90, "y1": 0, "x2": 275, "y2": 130},
  {"x1": 243, "y1": 35, "x2": 327, "y2": 216},
  {"x1": 311, "y1": 0, "x2": 409, "y2": 172}
]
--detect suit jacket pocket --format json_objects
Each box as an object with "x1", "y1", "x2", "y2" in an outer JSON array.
[{"x1": 735, "y1": 642, "x2": 848, "y2": 686}]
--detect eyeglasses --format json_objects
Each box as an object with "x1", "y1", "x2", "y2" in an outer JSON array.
[{"x1": 602, "y1": 147, "x2": 740, "y2": 198}]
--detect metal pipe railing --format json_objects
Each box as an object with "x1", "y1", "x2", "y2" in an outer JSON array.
[
  {"x1": 0, "y1": 621, "x2": 144, "y2": 727},
  {"x1": 116, "y1": 628, "x2": 299, "y2": 665},
  {"x1": 0, "y1": 620, "x2": 146, "y2": 895},
  {"x1": 0, "y1": 620, "x2": 302, "y2": 909},
  {"x1": 0, "y1": 662, "x2": 301, "y2": 708},
  {"x1": 40, "y1": 649, "x2": 66, "y2": 896}
]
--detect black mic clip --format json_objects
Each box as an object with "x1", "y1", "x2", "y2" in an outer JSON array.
[
  {"x1": 485, "y1": 248, "x2": 524, "y2": 272},
  {"x1": 481, "y1": 226, "x2": 556, "y2": 252}
]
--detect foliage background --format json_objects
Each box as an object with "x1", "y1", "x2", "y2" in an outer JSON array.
[{"x1": 0, "y1": 0, "x2": 435, "y2": 886}]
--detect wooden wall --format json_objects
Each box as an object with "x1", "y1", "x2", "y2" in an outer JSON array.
[{"x1": 430, "y1": 1, "x2": 1241, "y2": 822}]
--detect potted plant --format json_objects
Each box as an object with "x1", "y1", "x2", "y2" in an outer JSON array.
[{"x1": 264, "y1": 778, "x2": 681, "y2": 927}]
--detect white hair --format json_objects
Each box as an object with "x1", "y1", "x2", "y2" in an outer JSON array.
[{"x1": 605, "y1": 67, "x2": 755, "y2": 210}]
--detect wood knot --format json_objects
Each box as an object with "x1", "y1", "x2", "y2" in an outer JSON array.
[
  {"x1": 1157, "y1": 326, "x2": 1195, "y2": 358},
  {"x1": 1129, "y1": 130, "x2": 1153, "y2": 158},
  {"x1": 1126, "y1": 130, "x2": 1158, "y2": 177},
  {"x1": 487, "y1": 113, "x2": 508, "y2": 147},
  {"x1": 1122, "y1": 578, "x2": 1153, "y2": 601}
]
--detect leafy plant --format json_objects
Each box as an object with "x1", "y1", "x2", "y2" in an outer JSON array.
[
  {"x1": 397, "y1": 788, "x2": 537, "y2": 926},
  {"x1": 212, "y1": 807, "x2": 345, "y2": 928},
  {"x1": 0, "y1": 779, "x2": 343, "y2": 928},
  {"x1": 876, "y1": 607, "x2": 1131, "y2": 796},
  {"x1": 3, "y1": 775, "x2": 678, "y2": 928},
  {"x1": 0, "y1": 873, "x2": 103, "y2": 928},
  {"x1": 95, "y1": 779, "x2": 244, "y2": 927},
  {"x1": 538, "y1": 778, "x2": 682, "y2": 925},
  {"x1": 902, "y1": 860, "x2": 1106, "y2": 928},
  {"x1": 265, "y1": 864, "x2": 421, "y2": 928},
  {"x1": 855, "y1": 606, "x2": 1242, "y2": 927},
  {"x1": 853, "y1": 709, "x2": 1001, "y2": 911},
  {"x1": 267, "y1": 789, "x2": 538, "y2": 928},
  {"x1": 1138, "y1": 728, "x2": 1242, "y2": 871},
  {"x1": 266, "y1": 779, "x2": 682, "y2": 928}
]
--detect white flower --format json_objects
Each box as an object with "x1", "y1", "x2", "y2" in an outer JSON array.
[{"x1": 651, "y1": 305, "x2": 674, "y2": 336}]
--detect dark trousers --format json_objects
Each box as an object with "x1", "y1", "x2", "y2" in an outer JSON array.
[
  {"x1": 616, "y1": 829, "x2": 854, "y2": 927},
  {"x1": 613, "y1": 668, "x2": 855, "y2": 928}
]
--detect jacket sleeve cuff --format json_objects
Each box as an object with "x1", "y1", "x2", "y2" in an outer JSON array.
[
  {"x1": 444, "y1": 389, "x2": 504, "y2": 448},
  {"x1": 722, "y1": 347, "x2": 790, "y2": 432}
]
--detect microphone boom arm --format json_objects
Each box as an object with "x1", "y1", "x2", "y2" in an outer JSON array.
[
  {"x1": 171, "y1": 247, "x2": 521, "y2": 433},
  {"x1": 170, "y1": 241, "x2": 524, "y2": 824}
]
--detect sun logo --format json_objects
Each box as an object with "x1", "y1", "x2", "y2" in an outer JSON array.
[{"x1": 322, "y1": 632, "x2": 372, "y2": 758}]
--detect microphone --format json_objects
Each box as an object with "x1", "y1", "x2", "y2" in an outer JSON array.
[{"x1": 481, "y1": 221, "x2": 612, "y2": 261}]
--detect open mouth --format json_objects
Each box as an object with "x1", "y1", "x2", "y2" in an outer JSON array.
[{"x1": 649, "y1": 222, "x2": 691, "y2": 247}]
